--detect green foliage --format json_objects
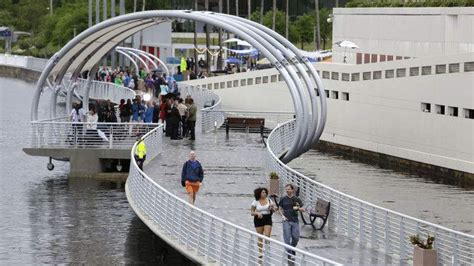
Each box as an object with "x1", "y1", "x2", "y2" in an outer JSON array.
[
  {"x1": 294, "y1": 14, "x2": 314, "y2": 49},
  {"x1": 410, "y1": 234, "x2": 435, "y2": 249},
  {"x1": 262, "y1": 9, "x2": 287, "y2": 37},
  {"x1": 346, "y1": 0, "x2": 472, "y2": 7}
]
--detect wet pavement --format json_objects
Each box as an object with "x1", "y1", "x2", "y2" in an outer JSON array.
[{"x1": 144, "y1": 120, "x2": 395, "y2": 265}]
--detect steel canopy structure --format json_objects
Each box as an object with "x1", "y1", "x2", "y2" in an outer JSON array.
[{"x1": 30, "y1": 10, "x2": 327, "y2": 163}]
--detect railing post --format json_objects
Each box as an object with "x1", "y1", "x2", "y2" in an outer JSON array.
[
  {"x1": 348, "y1": 201, "x2": 353, "y2": 238},
  {"x1": 384, "y1": 212, "x2": 390, "y2": 254},
  {"x1": 359, "y1": 202, "x2": 365, "y2": 244},
  {"x1": 371, "y1": 207, "x2": 377, "y2": 249},
  {"x1": 109, "y1": 126, "x2": 113, "y2": 149},
  {"x1": 246, "y1": 234, "x2": 256, "y2": 265},
  {"x1": 231, "y1": 228, "x2": 240, "y2": 265},
  {"x1": 452, "y1": 232, "x2": 458, "y2": 265},
  {"x1": 399, "y1": 217, "x2": 406, "y2": 260}
]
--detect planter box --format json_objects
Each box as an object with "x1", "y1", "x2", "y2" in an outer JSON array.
[
  {"x1": 413, "y1": 246, "x2": 437, "y2": 266},
  {"x1": 269, "y1": 178, "x2": 279, "y2": 196}
]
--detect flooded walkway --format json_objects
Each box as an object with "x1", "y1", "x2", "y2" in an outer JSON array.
[{"x1": 144, "y1": 122, "x2": 395, "y2": 264}]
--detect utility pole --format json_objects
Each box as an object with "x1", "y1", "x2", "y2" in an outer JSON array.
[
  {"x1": 285, "y1": 0, "x2": 289, "y2": 38},
  {"x1": 336, "y1": 0, "x2": 339, "y2": 8},
  {"x1": 50, "y1": 0, "x2": 53, "y2": 15},
  {"x1": 260, "y1": 0, "x2": 264, "y2": 24},
  {"x1": 96, "y1": 0, "x2": 100, "y2": 25},
  {"x1": 119, "y1": 0, "x2": 125, "y2": 68},
  {"x1": 111, "y1": 0, "x2": 116, "y2": 68},
  {"x1": 314, "y1": 0, "x2": 321, "y2": 50},
  {"x1": 272, "y1": 0, "x2": 276, "y2": 31}
]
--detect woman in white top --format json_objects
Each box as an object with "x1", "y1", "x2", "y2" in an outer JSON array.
[
  {"x1": 85, "y1": 108, "x2": 99, "y2": 143},
  {"x1": 251, "y1": 187, "x2": 276, "y2": 257}
]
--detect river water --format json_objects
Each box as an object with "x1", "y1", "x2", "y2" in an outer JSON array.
[
  {"x1": 1, "y1": 77, "x2": 472, "y2": 264},
  {"x1": 0, "y1": 78, "x2": 194, "y2": 264}
]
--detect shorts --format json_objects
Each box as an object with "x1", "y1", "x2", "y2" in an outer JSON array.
[
  {"x1": 254, "y1": 214, "x2": 273, "y2": 227},
  {"x1": 185, "y1": 181, "x2": 200, "y2": 194}
]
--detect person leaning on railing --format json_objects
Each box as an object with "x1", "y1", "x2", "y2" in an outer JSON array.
[
  {"x1": 134, "y1": 136, "x2": 147, "y2": 171},
  {"x1": 85, "y1": 107, "x2": 99, "y2": 144}
]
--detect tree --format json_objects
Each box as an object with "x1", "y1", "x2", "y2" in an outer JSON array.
[
  {"x1": 262, "y1": 9, "x2": 286, "y2": 37},
  {"x1": 295, "y1": 14, "x2": 314, "y2": 49}
]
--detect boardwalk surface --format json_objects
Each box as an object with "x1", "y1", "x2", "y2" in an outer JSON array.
[{"x1": 145, "y1": 121, "x2": 398, "y2": 265}]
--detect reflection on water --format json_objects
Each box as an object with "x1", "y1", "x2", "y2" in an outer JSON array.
[
  {"x1": 289, "y1": 150, "x2": 474, "y2": 234},
  {"x1": 0, "y1": 78, "x2": 195, "y2": 264}
]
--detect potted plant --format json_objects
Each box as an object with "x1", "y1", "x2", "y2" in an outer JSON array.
[
  {"x1": 268, "y1": 172, "x2": 280, "y2": 196},
  {"x1": 410, "y1": 234, "x2": 437, "y2": 266}
]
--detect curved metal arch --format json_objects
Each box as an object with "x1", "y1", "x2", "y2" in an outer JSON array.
[
  {"x1": 225, "y1": 14, "x2": 328, "y2": 149},
  {"x1": 31, "y1": 10, "x2": 327, "y2": 162},
  {"x1": 115, "y1": 50, "x2": 140, "y2": 72},
  {"x1": 116, "y1": 46, "x2": 170, "y2": 76},
  {"x1": 117, "y1": 47, "x2": 159, "y2": 70},
  {"x1": 116, "y1": 48, "x2": 150, "y2": 72}
]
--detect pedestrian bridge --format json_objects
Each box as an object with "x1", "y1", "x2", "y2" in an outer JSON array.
[
  {"x1": 17, "y1": 9, "x2": 473, "y2": 265},
  {"x1": 125, "y1": 84, "x2": 473, "y2": 265}
]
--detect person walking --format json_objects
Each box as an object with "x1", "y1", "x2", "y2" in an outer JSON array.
[
  {"x1": 181, "y1": 151, "x2": 204, "y2": 205},
  {"x1": 251, "y1": 187, "x2": 276, "y2": 258},
  {"x1": 278, "y1": 184, "x2": 304, "y2": 260},
  {"x1": 134, "y1": 136, "x2": 147, "y2": 171},
  {"x1": 187, "y1": 98, "x2": 197, "y2": 140}
]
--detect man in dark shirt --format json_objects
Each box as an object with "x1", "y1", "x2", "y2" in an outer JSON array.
[{"x1": 278, "y1": 184, "x2": 304, "y2": 259}]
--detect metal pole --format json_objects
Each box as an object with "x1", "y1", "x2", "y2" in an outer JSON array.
[
  {"x1": 96, "y1": 0, "x2": 100, "y2": 25},
  {"x1": 50, "y1": 0, "x2": 53, "y2": 15},
  {"x1": 235, "y1": 0, "x2": 238, "y2": 17},
  {"x1": 119, "y1": 0, "x2": 125, "y2": 68},
  {"x1": 88, "y1": 0, "x2": 93, "y2": 27},
  {"x1": 315, "y1": 0, "x2": 321, "y2": 50},
  {"x1": 260, "y1": 0, "x2": 264, "y2": 24},
  {"x1": 103, "y1": 0, "x2": 108, "y2": 67},
  {"x1": 111, "y1": 0, "x2": 116, "y2": 68},
  {"x1": 248, "y1": 0, "x2": 251, "y2": 19},
  {"x1": 194, "y1": 0, "x2": 198, "y2": 74},
  {"x1": 217, "y1": 0, "x2": 223, "y2": 70},
  {"x1": 272, "y1": 0, "x2": 276, "y2": 31},
  {"x1": 285, "y1": 0, "x2": 289, "y2": 39},
  {"x1": 205, "y1": 0, "x2": 210, "y2": 75}
]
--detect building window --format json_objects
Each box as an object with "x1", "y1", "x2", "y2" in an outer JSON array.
[
  {"x1": 363, "y1": 72, "x2": 371, "y2": 80},
  {"x1": 351, "y1": 73, "x2": 360, "y2": 81},
  {"x1": 342, "y1": 92, "x2": 349, "y2": 101},
  {"x1": 316, "y1": 89, "x2": 320, "y2": 97},
  {"x1": 464, "y1": 108, "x2": 474, "y2": 119},
  {"x1": 255, "y1": 77, "x2": 261, "y2": 84},
  {"x1": 247, "y1": 78, "x2": 253, "y2": 86},
  {"x1": 464, "y1": 62, "x2": 474, "y2": 72},
  {"x1": 278, "y1": 74, "x2": 283, "y2": 81},
  {"x1": 202, "y1": 84, "x2": 206, "y2": 89},
  {"x1": 373, "y1": 71, "x2": 382, "y2": 79},
  {"x1": 325, "y1": 90, "x2": 329, "y2": 98},
  {"x1": 421, "y1": 102, "x2": 431, "y2": 113},
  {"x1": 208, "y1": 84, "x2": 213, "y2": 89},
  {"x1": 364, "y1": 53, "x2": 370, "y2": 64},
  {"x1": 331, "y1": 91, "x2": 339, "y2": 99},
  {"x1": 436, "y1": 64, "x2": 446, "y2": 74},
  {"x1": 449, "y1": 63, "x2": 460, "y2": 73},
  {"x1": 396, "y1": 68, "x2": 406, "y2": 77},
  {"x1": 322, "y1": 71, "x2": 330, "y2": 79},
  {"x1": 396, "y1": 56, "x2": 403, "y2": 60},
  {"x1": 342, "y1": 73, "x2": 350, "y2": 81},
  {"x1": 241, "y1": 79, "x2": 246, "y2": 86},
  {"x1": 214, "y1": 83, "x2": 219, "y2": 89},
  {"x1": 387, "y1": 55, "x2": 394, "y2": 61},
  {"x1": 380, "y1": 55, "x2": 386, "y2": 62},
  {"x1": 271, "y1": 75, "x2": 277, "y2": 82},
  {"x1": 422, "y1": 66, "x2": 432, "y2": 75},
  {"x1": 448, "y1": 106, "x2": 458, "y2": 117},
  {"x1": 385, "y1": 69, "x2": 394, "y2": 78},
  {"x1": 356, "y1": 53, "x2": 362, "y2": 64},
  {"x1": 410, "y1": 67, "x2": 419, "y2": 76},
  {"x1": 331, "y1": 72, "x2": 339, "y2": 80},
  {"x1": 435, "y1": 104, "x2": 445, "y2": 115},
  {"x1": 233, "y1": 80, "x2": 239, "y2": 87},
  {"x1": 262, "y1": 76, "x2": 268, "y2": 83},
  {"x1": 220, "y1": 82, "x2": 225, "y2": 89},
  {"x1": 371, "y1": 54, "x2": 378, "y2": 63}
]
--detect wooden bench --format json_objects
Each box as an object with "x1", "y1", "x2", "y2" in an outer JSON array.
[
  {"x1": 225, "y1": 117, "x2": 265, "y2": 136},
  {"x1": 300, "y1": 198, "x2": 331, "y2": 230}
]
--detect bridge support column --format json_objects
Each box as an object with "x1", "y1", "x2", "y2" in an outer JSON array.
[{"x1": 69, "y1": 150, "x2": 104, "y2": 177}]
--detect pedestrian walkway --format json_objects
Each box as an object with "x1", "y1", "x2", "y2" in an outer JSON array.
[{"x1": 144, "y1": 118, "x2": 398, "y2": 265}]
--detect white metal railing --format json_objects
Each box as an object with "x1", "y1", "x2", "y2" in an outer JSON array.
[
  {"x1": 0, "y1": 53, "x2": 48, "y2": 72},
  {"x1": 266, "y1": 120, "x2": 474, "y2": 265},
  {"x1": 126, "y1": 124, "x2": 341, "y2": 266},
  {"x1": 30, "y1": 117, "x2": 160, "y2": 149},
  {"x1": 76, "y1": 78, "x2": 136, "y2": 104},
  {"x1": 179, "y1": 84, "x2": 225, "y2": 132}
]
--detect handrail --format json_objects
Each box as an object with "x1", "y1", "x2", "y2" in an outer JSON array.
[
  {"x1": 265, "y1": 120, "x2": 474, "y2": 265},
  {"x1": 126, "y1": 125, "x2": 342, "y2": 265}
]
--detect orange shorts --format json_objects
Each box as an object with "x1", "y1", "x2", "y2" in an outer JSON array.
[{"x1": 185, "y1": 181, "x2": 201, "y2": 194}]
